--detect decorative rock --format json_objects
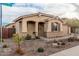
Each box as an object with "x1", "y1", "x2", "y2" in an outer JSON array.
[
  {"x1": 3, "y1": 48, "x2": 12, "y2": 52},
  {"x1": 0, "y1": 48, "x2": 12, "y2": 55},
  {"x1": 52, "y1": 43, "x2": 58, "y2": 46}
]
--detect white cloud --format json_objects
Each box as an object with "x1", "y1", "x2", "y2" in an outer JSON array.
[
  {"x1": 2, "y1": 5, "x2": 39, "y2": 25},
  {"x1": 2, "y1": 3, "x2": 79, "y2": 25},
  {"x1": 42, "y1": 4, "x2": 77, "y2": 16},
  {"x1": 61, "y1": 12, "x2": 79, "y2": 18}
]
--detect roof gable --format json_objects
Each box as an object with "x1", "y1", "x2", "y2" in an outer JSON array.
[{"x1": 14, "y1": 12, "x2": 64, "y2": 23}]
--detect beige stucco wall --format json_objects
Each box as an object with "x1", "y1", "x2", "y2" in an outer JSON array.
[
  {"x1": 62, "y1": 25, "x2": 71, "y2": 34},
  {"x1": 47, "y1": 19, "x2": 63, "y2": 32},
  {"x1": 15, "y1": 15, "x2": 71, "y2": 37},
  {"x1": 15, "y1": 15, "x2": 49, "y2": 36},
  {"x1": 46, "y1": 25, "x2": 71, "y2": 38},
  {"x1": 23, "y1": 15, "x2": 49, "y2": 22},
  {"x1": 46, "y1": 19, "x2": 66, "y2": 38}
]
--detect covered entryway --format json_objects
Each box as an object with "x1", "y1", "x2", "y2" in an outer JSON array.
[
  {"x1": 38, "y1": 22, "x2": 44, "y2": 37},
  {"x1": 27, "y1": 21, "x2": 35, "y2": 36}
]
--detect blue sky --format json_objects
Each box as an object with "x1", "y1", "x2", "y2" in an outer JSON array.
[
  {"x1": 2, "y1": 3, "x2": 79, "y2": 25},
  {"x1": 0, "y1": 4, "x2": 1, "y2": 26}
]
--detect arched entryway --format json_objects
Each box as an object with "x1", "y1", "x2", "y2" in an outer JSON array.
[
  {"x1": 38, "y1": 22, "x2": 44, "y2": 36},
  {"x1": 27, "y1": 21, "x2": 35, "y2": 36}
]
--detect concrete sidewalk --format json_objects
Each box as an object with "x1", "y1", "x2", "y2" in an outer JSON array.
[{"x1": 50, "y1": 45, "x2": 79, "y2": 56}]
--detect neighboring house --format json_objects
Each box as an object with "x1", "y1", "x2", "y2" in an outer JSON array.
[
  {"x1": 71, "y1": 27, "x2": 79, "y2": 34},
  {"x1": 14, "y1": 12, "x2": 71, "y2": 38},
  {"x1": 5, "y1": 23, "x2": 16, "y2": 34},
  {"x1": 63, "y1": 19, "x2": 79, "y2": 34},
  {"x1": 5, "y1": 23, "x2": 15, "y2": 28},
  {"x1": 3, "y1": 23, "x2": 16, "y2": 38}
]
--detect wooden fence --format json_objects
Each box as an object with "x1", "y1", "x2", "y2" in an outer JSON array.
[{"x1": 2, "y1": 28, "x2": 15, "y2": 39}]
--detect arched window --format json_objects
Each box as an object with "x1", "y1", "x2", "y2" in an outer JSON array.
[{"x1": 51, "y1": 22, "x2": 60, "y2": 31}]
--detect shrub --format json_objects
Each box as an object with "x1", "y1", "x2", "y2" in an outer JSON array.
[
  {"x1": 2, "y1": 39, "x2": 4, "y2": 42},
  {"x1": 37, "y1": 47, "x2": 44, "y2": 53},
  {"x1": 3, "y1": 44, "x2": 8, "y2": 48},
  {"x1": 53, "y1": 40, "x2": 58, "y2": 43},
  {"x1": 36, "y1": 36, "x2": 40, "y2": 39},
  {"x1": 57, "y1": 42, "x2": 60, "y2": 45},
  {"x1": 25, "y1": 34, "x2": 31, "y2": 40},
  {"x1": 61, "y1": 42, "x2": 66, "y2": 45},
  {"x1": 33, "y1": 32, "x2": 36, "y2": 35},
  {"x1": 68, "y1": 37, "x2": 74, "y2": 42}
]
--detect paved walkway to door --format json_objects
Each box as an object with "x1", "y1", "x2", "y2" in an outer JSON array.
[{"x1": 50, "y1": 45, "x2": 79, "y2": 56}]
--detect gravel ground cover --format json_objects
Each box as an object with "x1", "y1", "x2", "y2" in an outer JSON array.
[{"x1": 0, "y1": 38, "x2": 79, "y2": 56}]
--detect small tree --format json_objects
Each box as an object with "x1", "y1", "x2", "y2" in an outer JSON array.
[
  {"x1": 13, "y1": 34, "x2": 24, "y2": 55},
  {"x1": 13, "y1": 34, "x2": 23, "y2": 49}
]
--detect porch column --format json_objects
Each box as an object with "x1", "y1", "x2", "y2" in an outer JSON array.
[
  {"x1": 35, "y1": 22, "x2": 38, "y2": 36},
  {"x1": 47, "y1": 22, "x2": 51, "y2": 32},
  {"x1": 15, "y1": 22, "x2": 20, "y2": 33},
  {"x1": 44, "y1": 22, "x2": 48, "y2": 32},
  {"x1": 22, "y1": 20, "x2": 27, "y2": 33},
  {"x1": 60, "y1": 24, "x2": 63, "y2": 31}
]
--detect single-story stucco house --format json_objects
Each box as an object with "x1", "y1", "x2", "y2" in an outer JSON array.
[{"x1": 13, "y1": 12, "x2": 71, "y2": 38}]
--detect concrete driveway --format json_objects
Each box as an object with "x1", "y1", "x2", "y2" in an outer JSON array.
[{"x1": 50, "y1": 45, "x2": 79, "y2": 56}]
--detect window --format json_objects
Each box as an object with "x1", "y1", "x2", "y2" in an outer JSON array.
[{"x1": 51, "y1": 22, "x2": 60, "y2": 31}]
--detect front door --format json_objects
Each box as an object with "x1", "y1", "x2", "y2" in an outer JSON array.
[
  {"x1": 38, "y1": 22, "x2": 44, "y2": 37},
  {"x1": 27, "y1": 21, "x2": 35, "y2": 36}
]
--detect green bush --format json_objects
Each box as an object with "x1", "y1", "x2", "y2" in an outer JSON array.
[
  {"x1": 36, "y1": 36, "x2": 40, "y2": 39},
  {"x1": 37, "y1": 47, "x2": 44, "y2": 53},
  {"x1": 3, "y1": 44, "x2": 8, "y2": 48},
  {"x1": 61, "y1": 42, "x2": 66, "y2": 45},
  {"x1": 68, "y1": 37, "x2": 74, "y2": 42},
  {"x1": 25, "y1": 34, "x2": 31, "y2": 40}
]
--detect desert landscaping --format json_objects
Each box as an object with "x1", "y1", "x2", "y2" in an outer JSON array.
[{"x1": 0, "y1": 34, "x2": 79, "y2": 56}]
